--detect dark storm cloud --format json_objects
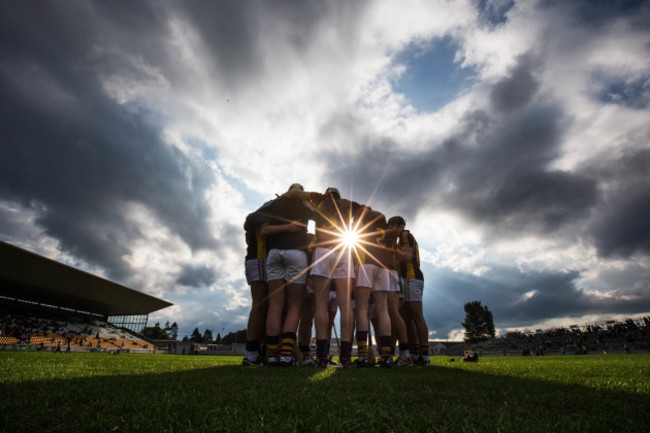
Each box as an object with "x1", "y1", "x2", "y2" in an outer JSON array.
[
  {"x1": 176, "y1": 0, "x2": 367, "y2": 95},
  {"x1": 0, "y1": 2, "x2": 218, "y2": 280},
  {"x1": 321, "y1": 54, "x2": 598, "y2": 237},
  {"x1": 176, "y1": 264, "x2": 217, "y2": 288},
  {"x1": 424, "y1": 264, "x2": 650, "y2": 337},
  {"x1": 583, "y1": 148, "x2": 650, "y2": 258},
  {"x1": 490, "y1": 54, "x2": 540, "y2": 112},
  {"x1": 591, "y1": 188, "x2": 650, "y2": 257},
  {"x1": 559, "y1": 0, "x2": 650, "y2": 30}
]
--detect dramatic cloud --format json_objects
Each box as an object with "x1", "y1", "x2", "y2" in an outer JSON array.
[{"x1": 1, "y1": 0, "x2": 649, "y2": 339}]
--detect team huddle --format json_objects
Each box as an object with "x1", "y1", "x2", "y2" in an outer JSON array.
[{"x1": 242, "y1": 183, "x2": 430, "y2": 368}]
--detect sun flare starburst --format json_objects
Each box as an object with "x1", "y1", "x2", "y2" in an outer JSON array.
[{"x1": 339, "y1": 228, "x2": 361, "y2": 250}]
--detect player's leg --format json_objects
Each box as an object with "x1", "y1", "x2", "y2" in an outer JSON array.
[
  {"x1": 353, "y1": 286, "x2": 372, "y2": 366},
  {"x1": 388, "y1": 291, "x2": 412, "y2": 365},
  {"x1": 407, "y1": 279, "x2": 430, "y2": 365},
  {"x1": 408, "y1": 301, "x2": 429, "y2": 364},
  {"x1": 372, "y1": 289, "x2": 392, "y2": 366},
  {"x1": 333, "y1": 277, "x2": 353, "y2": 367},
  {"x1": 265, "y1": 278, "x2": 286, "y2": 365},
  {"x1": 243, "y1": 279, "x2": 268, "y2": 366},
  {"x1": 278, "y1": 249, "x2": 308, "y2": 366},
  {"x1": 311, "y1": 274, "x2": 331, "y2": 364},
  {"x1": 298, "y1": 288, "x2": 315, "y2": 365},
  {"x1": 279, "y1": 280, "x2": 306, "y2": 365}
]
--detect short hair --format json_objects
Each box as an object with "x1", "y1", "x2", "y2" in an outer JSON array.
[
  {"x1": 388, "y1": 216, "x2": 406, "y2": 227},
  {"x1": 287, "y1": 183, "x2": 304, "y2": 192},
  {"x1": 325, "y1": 187, "x2": 340, "y2": 200}
]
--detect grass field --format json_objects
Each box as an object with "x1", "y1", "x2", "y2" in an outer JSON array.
[{"x1": 1, "y1": 352, "x2": 649, "y2": 432}]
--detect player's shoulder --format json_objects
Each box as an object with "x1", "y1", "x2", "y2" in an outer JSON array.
[{"x1": 400, "y1": 229, "x2": 415, "y2": 242}]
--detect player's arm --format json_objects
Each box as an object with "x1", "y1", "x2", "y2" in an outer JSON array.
[
  {"x1": 395, "y1": 245, "x2": 413, "y2": 263},
  {"x1": 396, "y1": 231, "x2": 414, "y2": 263},
  {"x1": 259, "y1": 220, "x2": 304, "y2": 237}
]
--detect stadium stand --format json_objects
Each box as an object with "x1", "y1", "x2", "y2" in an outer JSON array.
[{"x1": 0, "y1": 241, "x2": 172, "y2": 353}]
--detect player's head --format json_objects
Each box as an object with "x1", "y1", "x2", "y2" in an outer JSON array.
[
  {"x1": 288, "y1": 183, "x2": 304, "y2": 192},
  {"x1": 388, "y1": 216, "x2": 406, "y2": 228},
  {"x1": 325, "y1": 187, "x2": 341, "y2": 200}
]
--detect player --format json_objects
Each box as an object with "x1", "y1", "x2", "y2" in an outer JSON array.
[
  {"x1": 389, "y1": 216, "x2": 430, "y2": 366},
  {"x1": 386, "y1": 244, "x2": 413, "y2": 366},
  {"x1": 298, "y1": 234, "x2": 316, "y2": 366},
  {"x1": 241, "y1": 204, "x2": 271, "y2": 366},
  {"x1": 353, "y1": 206, "x2": 395, "y2": 368},
  {"x1": 260, "y1": 183, "x2": 315, "y2": 366},
  {"x1": 304, "y1": 187, "x2": 362, "y2": 368}
]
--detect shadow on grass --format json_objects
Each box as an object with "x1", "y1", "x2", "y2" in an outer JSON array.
[{"x1": 1, "y1": 358, "x2": 649, "y2": 432}]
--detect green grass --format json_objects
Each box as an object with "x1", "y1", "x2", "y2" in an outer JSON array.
[{"x1": 1, "y1": 352, "x2": 649, "y2": 432}]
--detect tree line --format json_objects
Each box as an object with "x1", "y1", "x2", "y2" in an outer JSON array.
[
  {"x1": 140, "y1": 322, "x2": 246, "y2": 345},
  {"x1": 142, "y1": 301, "x2": 494, "y2": 345}
]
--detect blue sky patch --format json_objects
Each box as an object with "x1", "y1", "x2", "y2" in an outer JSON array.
[
  {"x1": 596, "y1": 75, "x2": 649, "y2": 109},
  {"x1": 392, "y1": 36, "x2": 478, "y2": 114},
  {"x1": 477, "y1": 0, "x2": 515, "y2": 26}
]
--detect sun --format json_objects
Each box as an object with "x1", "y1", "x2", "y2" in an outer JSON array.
[{"x1": 339, "y1": 228, "x2": 361, "y2": 250}]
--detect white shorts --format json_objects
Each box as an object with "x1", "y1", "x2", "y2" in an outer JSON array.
[
  {"x1": 266, "y1": 249, "x2": 309, "y2": 284},
  {"x1": 356, "y1": 264, "x2": 390, "y2": 292},
  {"x1": 405, "y1": 278, "x2": 424, "y2": 302},
  {"x1": 245, "y1": 258, "x2": 267, "y2": 284},
  {"x1": 309, "y1": 246, "x2": 354, "y2": 279}
]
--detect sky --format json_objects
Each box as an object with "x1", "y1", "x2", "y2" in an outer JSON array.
[{"x1": 2, "y1": 0, "x2": 650, "y2": 341}]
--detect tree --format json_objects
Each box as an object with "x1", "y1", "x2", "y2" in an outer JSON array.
[
  {"x1": 189, "y1": 328, "x2": 203, "y2": 343},
  {"x1": 164, "y1": 321, "x2": 171, "y2": 336},
  {"x1": 202, "y1": 329, "x2": 213, "y2": 343},
  {"x1": 141, "y1": 324, "x2": 169, "y2": 340},
  {"x1": 169, "y1": 322, "x2": 179, "y2": 340},
  {"x1": 461, "y1": 301, "x2": 495, "y2": 344},
  {"x1": 221, "y1": 329, "x2": 247, "y2": 345},
  {"x1": 215, "y1": 333, "x2": 222, "y2": 344}
]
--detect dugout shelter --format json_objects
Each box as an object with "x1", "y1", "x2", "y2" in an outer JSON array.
[{"x1": 0, "y1": 241, "x2": 172, "y2": 333}]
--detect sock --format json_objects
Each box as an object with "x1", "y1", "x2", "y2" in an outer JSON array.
[
  {"x1": 420, "y1": 344, "x2": 430, "y2": 359},
  {"x1": 379, "y1": 335, "x2": 392, "y2": 359},
  {"x1": 316, "y1": 339, "x2": 328, "y2": 361},
  {"x1": 356, "y1": 331, "x2": 368, "y2": 358},
  {"x1": 399, "y1": 342, "x2": 410, "y2": 359},
  {"x1": 280, "y1": 332, "x2": 296, "y2": 358},
  {"x1": 299, "y1": 344, "x2": 311, "y2": 358},
  {"x1": 245, "y1": 340, "x2": 259, "y2": 359},
  {"x1": 410, "y1": 341, "x2": 420, "y2": 360},
  {"x1": 266, "y1": 335, "x2": 280, "y2": 360},
  {"x1": 340, "y1": 340, "x2": 352, "y2": 363}
]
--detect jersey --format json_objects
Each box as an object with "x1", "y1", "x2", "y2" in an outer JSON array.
[
  {"x1": 307, "y1": 192, "x2": 362, "y2": 249},
  {"x1": 244, "y1": 213, "x2": 266, "y2": 260},
  {"x1": 244, "y1": 200, "x2": 274, "y2": 260},
  {"x1": 398, "y1": 230, "x2": 424, "y2": 281},
  {"x1": 355, "y1": 208, "x2": 396, "y2": 269},
  {"x1": 258, "y1": 195, "x2": 314, "y2": 251}
]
